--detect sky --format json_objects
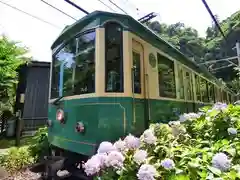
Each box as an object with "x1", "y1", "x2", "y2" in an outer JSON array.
[{"x1": 0, "y1": 0, "x2": 240, "y2": 62}]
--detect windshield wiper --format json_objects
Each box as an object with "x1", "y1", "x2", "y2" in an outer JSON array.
[{"x1": 52, "y1": 96, "x2": 64, "y2": 106}]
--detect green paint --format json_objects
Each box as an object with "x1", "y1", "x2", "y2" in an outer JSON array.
[{"x1": 48, "y1": 96, "x2": 204, "y2": 156}]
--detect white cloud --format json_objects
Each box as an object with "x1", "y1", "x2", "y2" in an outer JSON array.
[{"x1": 0, "y1": 0, "x2": 239, "y2": 62}]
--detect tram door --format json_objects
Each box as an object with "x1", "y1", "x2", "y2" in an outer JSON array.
[{"x1": 131, "y1": 39, "x2": 148, "y2": 136}]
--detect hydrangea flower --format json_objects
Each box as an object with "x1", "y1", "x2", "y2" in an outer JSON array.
[
  {"x1": 137, "y1": 164, "x2": 157, "y2": 180},
  {"x1": 179, "y1": 114, "x2": 187, "y2": 122},
  {"x1": 212, "y1": 152, "x2": 231, "y2": 171},
  {"x1": 168, "y1": 121, "x2": 180, "y2": 126},
  {"x1": 96, "y1": 153, "x2": 108, "y2": 168},
  {"x1": 97, "y1": 141, "x2": 116, "y2": 154},
  {"x1": 141, "y1": 129, "x2": 157, "y2": 145},
  {"x1": 185, "y1": 113, "x2": 201, "y2": 120},
  {"x1": 213, "y1": 102, "x2": 228, "y2": 112},
  {"x1": 114, "y1": 139, "x2": 126, "y2": 152},
  {"x1": 124, "y1": 134, "x2": 140, "y2": 149},
  {"x1": 197, "y1": 112, "x2": 205, "y2": 116},
  {"x1": 161, "y1": 159, "x2": 175, "y2": 170},
  {"x1": 133, "y1": 150, "x2": 148, "y2": 165},
  {"x1": 227, "y1": 128, "x2": 237, "y2": 135},
  {"x1": 179, "y1": 113, "x2": 200, "y2": 122},
  {"x1": 105, "y1": 151, "x2": 125, "y2": 169},
  {"x1": 84, "y1": 154, "x2": 102, "y2": 176}
]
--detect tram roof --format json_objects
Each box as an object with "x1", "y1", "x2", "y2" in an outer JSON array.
[{"x1": 51, "y1": 11, "x2": 233, "y2": 93}]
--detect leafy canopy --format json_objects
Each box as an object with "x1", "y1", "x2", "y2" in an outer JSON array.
[{"x1": 0, "y1": 35, "x2": 30, "y2": 112}]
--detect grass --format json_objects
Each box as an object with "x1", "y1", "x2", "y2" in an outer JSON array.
[{"x1": 0, "y1": 136, "x2": 33, "y2": 149}]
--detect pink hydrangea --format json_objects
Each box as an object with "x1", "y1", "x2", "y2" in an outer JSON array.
[
  {"x1": 124, "y1": 134, "x2": 140, "y2": 149},
  {"x1": 105, "y1": 151, "x2": 125, "y2": 169},
  {"x1": 97, "y1": 141, "x2": 116, "y2": 154}
]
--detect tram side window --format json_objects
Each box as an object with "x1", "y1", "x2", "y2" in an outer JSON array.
[
  {"x1": 178, "y1": 66, "x2": 184, "y2": 99},
  {"x1": 185, "y1": 71, "x2": 193, "y2": 101},
  {"x1": 208, "y1": 82, "x2": 215, "y2": 103},
  {"x1": 105, "y1": 23, "x2": 124, "y2": 92},
  {"x1": 228, "y1": 93, "x2": 231, "y2": 103},
  {"x1": 51, "y1": 38, "x2": 76, "y2": 98},
  {"x1": 74, "y1": 31, "x2": 96, "y2": 95},
  {"x1": 223, "y1": 91, "x2": 227, "y2": 102},
  {"x1": 200, "y1": 78, "x2": 209, "y2": 102},
  {"x1": 157, "y1": 53, "x2": 176, "y2": 98},
  {"x1": 215, "y1": 87, "x2": 219, "y2": 102},
  {"x1": 195, "y1": 75, "x2": 201, "y2": 101},
  {"x1": 132, "y1": 51, "x2": 141, "y2": 93}
]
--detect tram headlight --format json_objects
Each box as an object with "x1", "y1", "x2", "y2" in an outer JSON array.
[
  {"x1": 75, "y1": 122, "x2": 85, "y2": 133},
  {"x1": 56, "y1": 109, "x2": 65, "y2": 123}
]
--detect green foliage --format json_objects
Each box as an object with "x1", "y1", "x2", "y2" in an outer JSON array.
[
  {"x1": 28, "y1": 126, "x2": 49, "y2": 162},
  {"x1": 147, "y1": 10, "x2": 240, "y2": 88},
  {"x1": 0, "y1": 127, "x2": 49, "y2": 172},
  {"x1": 0, "y1": 35, "x2": 30, "y2": 112},
  {"x1": 90, "y1": 103, "x2": 240, "y2": 180},
  {"x1": 0, "y1": 146, "x2": 34, "y2": 173}
]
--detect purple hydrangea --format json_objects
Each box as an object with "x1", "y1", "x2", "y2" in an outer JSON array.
[
  {"x1": 212, "y1": 152, "x2": 231, "y2": 171},
  {"x1": 161, "y1": 158, "x2": 175, "y2": 170},
  {"x1": 213, "y1": 102, "x2": 228, "y2": 112},
  {"x1": 179, "y1": 113, "x2": 200, "y2": 122}
]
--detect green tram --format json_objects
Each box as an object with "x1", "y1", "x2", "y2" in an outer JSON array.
[{"x1": 45, "y1": 10, "x2": 235, "y2": 178}]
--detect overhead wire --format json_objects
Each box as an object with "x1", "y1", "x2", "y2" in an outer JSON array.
[
  {"x1": 0, "y1": 0, "x2": 62, "y2": 29},
  {"x1": 40, "y1": 0, "x2": 77, "y2": 21},
  {"x1": 108, "y1": 0, "x2": 128, "y2": 14},
  {"x1": 201, "y1": 0, "x2": 236, "y2": 73},
  {"x1": 64, "y1": 0, "x2": 89, "y2": 14},
  {"x1": 97, "y1": 0, "x2": 117, "y2": 12},
  {"x1": 201, "y1": 0, "x2": 226, "y2": 41}
]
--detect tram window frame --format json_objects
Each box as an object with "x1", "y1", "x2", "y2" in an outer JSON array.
[
  {"x1": 132, "y1": 50, "x2": 141, "y2": 94},
  {"x1": 229, "y1": 93, "x2": 231, "y2": 103},
  {"x1": 157, "y1": 53, "x2": 176, "y2": 99},
  {"x1": 50, "y1": 30, "x2": 97, "y2": 98},
  {"x1": 195, "y1": 75, "x2": 201, "y2": 102},
  {"x1": 73, "y1": 31, "x2": 96, "y2": 95},
  {"x1": 208, "y1": 82, "x2": 215, "y2": 103},
  {"x1": 200, "y1": 78, "x2": 209, "y2": 102},
  {"x1": 178, "y1": 65, "x2": 185, "y2": 100},
  {"x1": 185, "y1": 70, "x2": 194, "y2": 101},
  {"x1": 215, "y1": 87, "x2": 219, "y2": 102},
  {"x1": 223, "y1": 91, "x2": 227, "y2": 102},
  {"x1": 104, "y1": 22, "x2": 124, "y2": 93}
]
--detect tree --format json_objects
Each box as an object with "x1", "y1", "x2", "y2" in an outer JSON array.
[
  {"x1": 0, "y1": 35, "x2": 30, "y2": 112},
  {"x1": 147, "y1": 10, "x2": 240, "y2": 92}
]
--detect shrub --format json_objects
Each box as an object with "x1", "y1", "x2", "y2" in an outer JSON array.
[
  {"x1": 83, "y1": 102, "x2": 240, "y2": 180},
  {"x1": 0, "y1": 146, "x2": 34, "y2": 173},
  {"x1": 28, "y1": 126, "x2": 49, "y2": 162},
  {"x1": 0, "y1": 126, "x2": 49, "y2": 172}
]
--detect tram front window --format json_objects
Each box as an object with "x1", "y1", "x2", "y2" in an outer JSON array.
[{"x1": 50, "y1": 31, "x2": 96, "y2": 99}]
